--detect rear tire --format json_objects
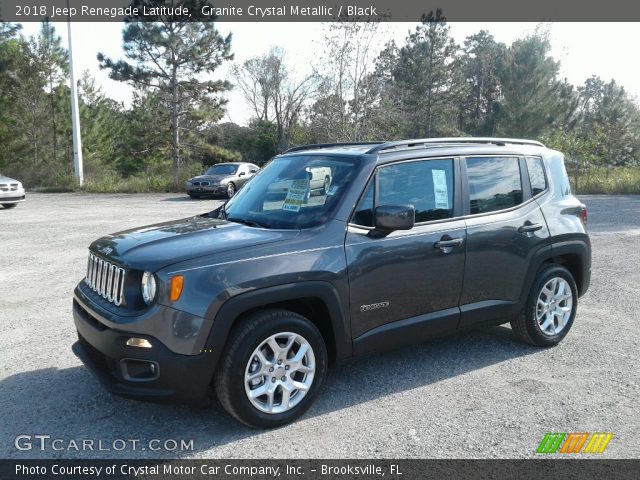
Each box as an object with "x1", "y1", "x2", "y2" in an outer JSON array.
[
  {"x1": 214, "y1": 309, "x2": 327, "y2": 428},
  {"x1": 511, "y1": 264, "x2": 578, "y2": 347},
  {"x1": 1, "y1": 203, "x2": 17, "y2": 209}
]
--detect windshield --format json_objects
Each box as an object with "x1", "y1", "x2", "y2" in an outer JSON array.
[
  {"x1": 222, "y1": 155, "x2": 362, "y2": 229},
  {"x1": 206, "y1": 164, "x2": 238, "y2": 175}
]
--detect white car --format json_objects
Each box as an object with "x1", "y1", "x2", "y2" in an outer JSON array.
[
  {"x1": 0, "y1": 175, "x2": 25, "y2": 209},
  {"x1": 268, "y1": 167, "x2": 332, "y2": 197}
]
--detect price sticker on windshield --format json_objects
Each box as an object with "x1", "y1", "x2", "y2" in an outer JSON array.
[{"x1": 282, "y1": 179, "x2": 310, "y2": 212}]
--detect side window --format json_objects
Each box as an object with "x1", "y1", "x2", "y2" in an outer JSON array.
[
  {"x1": 466, "y1": 157, "x2": 522, "y2": 214},
  {"x1": 352, "y1": 180, "x2": 375, "y2": 227},
  {"x1": 526, "y1": 157, "x2": 547, "y2": 196},
  {"x1": 378, "y1": 159, "x2": 454, "y2": 222}
]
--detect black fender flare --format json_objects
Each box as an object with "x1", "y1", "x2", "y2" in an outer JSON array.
[
  {"x1": 518, "y1": 237, "x2": 591, "y2": 310},
  {"x1": 203, "y1": 281, "x2": 352, "y2": 372}
]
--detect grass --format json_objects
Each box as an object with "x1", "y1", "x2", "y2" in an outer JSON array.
[
  {"x1": 570, "y1": 167, "x2": 640, "y2": 194},
  {"x1": 31, "y1": 167, "x2": 201, "y2": 194}
]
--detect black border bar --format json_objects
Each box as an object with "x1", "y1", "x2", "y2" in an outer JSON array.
[
  {"x1": 2, "y1": 0, "x2": 640, "y2": 22},
  {"x1": 2, "y1": 459, "x2": 640, "y2": 480}
]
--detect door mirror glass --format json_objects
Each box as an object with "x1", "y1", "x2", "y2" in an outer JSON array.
[{"x1": 374, "y1": 204, "x2": 415, "y2": 232}]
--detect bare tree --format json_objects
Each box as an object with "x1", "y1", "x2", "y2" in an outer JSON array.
[
  {"x1": 312, "y1": 21, "x2": 382, "y2": 141},
  {"x1": 234, "y1": 47, "x2": 316, "y2": 152}
]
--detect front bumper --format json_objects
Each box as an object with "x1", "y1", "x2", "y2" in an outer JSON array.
[
  {"x1": 72, "y1": 297, "x2": 217, "y2": 404},
  {"x1": 0, "y1": 188, "x2": 26, "y2": 203},
  {"x1": 186, "y1": 185, "x2": 226, "y2": 195}
]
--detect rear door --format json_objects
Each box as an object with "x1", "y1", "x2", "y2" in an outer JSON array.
[
  {"x1": 459, "y1": 155, "x2": 551, "y2": 327},
  {"x1": 345, "y1": 157, "x2": 466, "y2": 344}
]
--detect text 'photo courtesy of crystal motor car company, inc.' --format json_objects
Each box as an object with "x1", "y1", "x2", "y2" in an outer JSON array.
[{"x1": 73, "y1": 138, "x2": 590, "y2": 428}]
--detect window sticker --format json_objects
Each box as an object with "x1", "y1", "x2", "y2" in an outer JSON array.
[
  {"x1": 282, "y1": 179, "x2": 310, "y2": 212},
  {"x1": 432, "y1": 169, "x2": 449, "y2": 209}
]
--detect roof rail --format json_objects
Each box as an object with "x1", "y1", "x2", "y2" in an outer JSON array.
[
  {"x1": 366, "y1": 137, "x2": 545, "y2": 154},
  {"x1": 283, "y1": 141, "x2": 383, "y2": 154}
]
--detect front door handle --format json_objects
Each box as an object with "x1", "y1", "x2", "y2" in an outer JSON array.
[
  {"x1": 434, "y1": 236, "x2": 464, "y2": 253},
  {"x1": 518, "y1": 222, "x2": 543, "y2": 234}
]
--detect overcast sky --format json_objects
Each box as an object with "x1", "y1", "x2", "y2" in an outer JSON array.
[{"x1": 19, "y1": 22, "x2": 640, "y2": 125}]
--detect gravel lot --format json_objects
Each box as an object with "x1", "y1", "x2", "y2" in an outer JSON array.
[{"x1": 0, "y1": 193, "x2": 638, "y2": 459}]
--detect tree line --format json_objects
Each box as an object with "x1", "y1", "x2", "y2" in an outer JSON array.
[{"x1": 1, "y1": 17, "x2": 639, "y2": 193}]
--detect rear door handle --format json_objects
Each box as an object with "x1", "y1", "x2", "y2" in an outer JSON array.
[
  {"x1": 434, "y1": 236, "x2": 464, "y2": 253},
  {"x1": 518, "y1": 222, "x2": 543, "y2": 234}
]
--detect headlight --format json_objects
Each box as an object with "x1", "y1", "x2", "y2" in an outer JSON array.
[
  {"x1": 141, "y1": 271, "x2": 157, "y2": 305},
  {"x1": 186, "y1": 181, "x2": 192, "y2": 186}
]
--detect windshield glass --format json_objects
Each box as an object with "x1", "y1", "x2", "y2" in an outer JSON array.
[
  {"x1": 206, "y1": 164, "x2": 238, "y2": 175},
  {"x1": 222, "y1": 155, "x2": 362, "y2": 229}
]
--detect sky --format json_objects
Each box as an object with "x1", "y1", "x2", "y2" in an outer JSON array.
[{"x1": 18, "y1": 22, "x2": 640, "y2": 126}]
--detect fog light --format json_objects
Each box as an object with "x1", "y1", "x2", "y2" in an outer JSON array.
[{"x1": 126, "y1": 337, "x2": 152, "y2": 349}]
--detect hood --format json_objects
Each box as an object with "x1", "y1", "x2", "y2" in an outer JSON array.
[
  {"x1": 90, "y1": 215, "x2": 299, "y2": 272},
  {"x1": 0, "y1": 175, "x2": 18, "y2": 183},
  {"x1": 189, "y1": 174, "x2": 231, "y2": 184}
]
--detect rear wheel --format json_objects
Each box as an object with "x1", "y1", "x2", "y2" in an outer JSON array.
[
  {"x1": 511, "y1": 264, "x2": 578, "y2": 347},
  {"x1": 1, "y1": 203, "x2": 17, "y2": 209},
  {"x1": 215, "y1": 309, "x2": 327, "y2": 428}
]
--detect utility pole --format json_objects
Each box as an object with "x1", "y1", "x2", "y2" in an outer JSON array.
[{"x1": 67, "y1": 1, "x2": 83, "y2": 186}]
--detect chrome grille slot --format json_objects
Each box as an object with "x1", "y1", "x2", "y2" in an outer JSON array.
[{"x1": 84, "y1": 253, "x2": 125, "y2": 306}]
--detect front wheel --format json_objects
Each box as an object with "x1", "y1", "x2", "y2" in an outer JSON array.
[
  {"x1": 1, "y1": 203, "x2": 17, "y2": 209},
  {"x1": 511, "y1": 264, "x2": 578, "y2": 347},
  {"x1": 214, "y1": 309, "x2": 327, "y2": 428},
  {"x1": 226, "y1": 182, "x2": 236, "y2": 198}
]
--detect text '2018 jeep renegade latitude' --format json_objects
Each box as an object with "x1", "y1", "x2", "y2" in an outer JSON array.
[{"x1": 72, "y1": 138, "x2": 591, "y2": 428}]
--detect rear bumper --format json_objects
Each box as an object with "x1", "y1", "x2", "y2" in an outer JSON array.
[{"x1": 72, "y1": 298, "x2": 217, "y2": 404}]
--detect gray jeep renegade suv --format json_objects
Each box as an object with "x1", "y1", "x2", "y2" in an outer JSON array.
[{"x1": 72, "y1": 137, "x2": 591, "y2": 427}]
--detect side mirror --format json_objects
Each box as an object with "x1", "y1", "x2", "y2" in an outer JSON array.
[
  {"x1": 373, "y1": 204, "x2": 415, "y2": 234},
  {"x1": 238, "y1": 172, "x2": 246, "y2": 177}
]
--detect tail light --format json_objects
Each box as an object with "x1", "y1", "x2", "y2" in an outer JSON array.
[{"x1": 580, "y1": 205, "x2": 587, "y2": 226}]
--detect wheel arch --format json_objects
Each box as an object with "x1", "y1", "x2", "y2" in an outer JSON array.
[
  {"x1": 203, "y1": 282, "x2": 351, "y2": 371},
  {"x1": 520, "y1": 238, "x2": 591, "y2": 307}
]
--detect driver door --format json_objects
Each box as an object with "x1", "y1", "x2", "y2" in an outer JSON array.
[{"x1": 345, "y1": 157, "x2": 466, "y2": 351}]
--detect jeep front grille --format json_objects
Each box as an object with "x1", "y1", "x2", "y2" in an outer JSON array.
[{"x1": 84, "y1": 253, "x2": 125, "y2": 306}]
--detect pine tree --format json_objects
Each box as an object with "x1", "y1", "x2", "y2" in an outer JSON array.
[
  {"x1": 494, "y1": 32, "x2": 564, "y2": 138},
  {"x1": 98, "y1": 5, "x2": 233, "y2": 183},
  {"x1": 392, "y1": 15, "x2": 464, "y2": 137}
]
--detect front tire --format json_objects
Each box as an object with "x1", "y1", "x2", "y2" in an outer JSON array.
[
  {"x1": 214, "y1": 309, "x2": 327, "y2": 428},
  {"x1": 511, "y1": 264, "x2": 578, "y2": 347},
  {"x1": 226, "y1": 182, "x2": 236, "y2": 198},
  {"x1": 1, "y1": 203, "x2": 17, "y2": 209}
]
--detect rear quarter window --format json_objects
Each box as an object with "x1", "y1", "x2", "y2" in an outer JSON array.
[{"x1": 526, "y1": 157, "x2": 548, "y2": 196}]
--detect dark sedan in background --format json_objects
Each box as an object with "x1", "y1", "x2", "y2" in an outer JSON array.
[{"x1": 186, "y1": 162, "x2": 259, "y2": 199}]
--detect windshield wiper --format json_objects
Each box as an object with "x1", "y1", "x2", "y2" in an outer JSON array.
[{"x1": 227, "y1": 217, "x2": 271, "y2": 229}]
